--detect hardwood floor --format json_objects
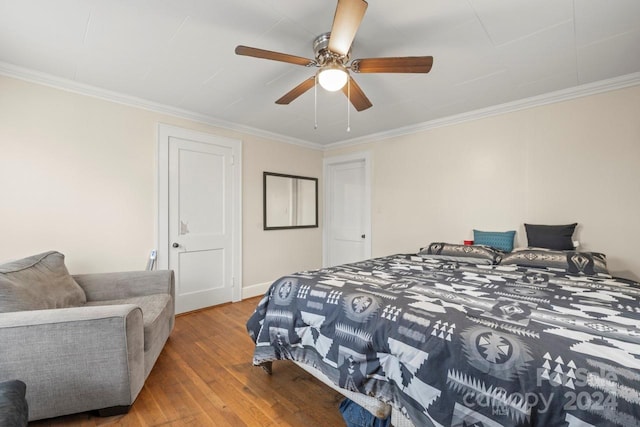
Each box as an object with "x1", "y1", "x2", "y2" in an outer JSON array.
[{"x1": 30, "y1": 297, "x2": 346, "y2": 426}]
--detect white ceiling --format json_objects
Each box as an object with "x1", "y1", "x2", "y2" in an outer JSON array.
[{"x1": 1, "y1": 0, "x2": 639, "y2": 147}]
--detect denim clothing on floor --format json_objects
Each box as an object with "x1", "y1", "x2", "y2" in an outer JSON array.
[{"x1": 339, "y1": 398, "x2": 391, "y2": 427}]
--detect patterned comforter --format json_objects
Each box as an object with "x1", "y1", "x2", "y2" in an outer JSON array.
[{"x1": 246, "y1": 254, "x2": 640, "y2": 426}]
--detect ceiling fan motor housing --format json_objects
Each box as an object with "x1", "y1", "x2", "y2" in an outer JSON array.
[{"x1": 313, "y1": 32, "x2": 350, "y2": 65}]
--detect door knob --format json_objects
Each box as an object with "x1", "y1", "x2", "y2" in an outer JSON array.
[
  {"x1": 172, "y1": 242, "x2": 179, "y2": 248},
  {"x1": 361, "y1": 234, "x2": 366, "y2": 239}
]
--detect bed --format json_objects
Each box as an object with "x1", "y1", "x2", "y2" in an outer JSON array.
[{"x1": 246, "y1": 243, "x2": 640, "y2": 426}]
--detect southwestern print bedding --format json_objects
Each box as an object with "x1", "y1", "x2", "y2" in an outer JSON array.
[{"x1": 246, "y1": 253, "x2": 640, "y2": 426}]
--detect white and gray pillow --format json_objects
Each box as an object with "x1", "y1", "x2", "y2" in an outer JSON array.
[
  {"x1": 500, "y1": 247, "x2": 609, "y2": 276},
  {"x1": 419, "y1": 242, "x2": 503, "y2": 265}
]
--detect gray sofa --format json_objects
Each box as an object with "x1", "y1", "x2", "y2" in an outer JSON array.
[{"x1": 0, "y1": 251, "x2": 175, "y2": 421}]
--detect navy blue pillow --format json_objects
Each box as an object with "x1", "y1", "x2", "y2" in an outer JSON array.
[
  {"x1": 525, "y1": 223, "x2": 576, "y2": 250},
  {"x1": 473, "y1": 230, "x2": 516, "y2": 252}
]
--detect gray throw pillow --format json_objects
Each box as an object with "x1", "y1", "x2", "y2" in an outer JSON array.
[{"x1": 0, "y1": 251, "x2": 86, "y2": 313}]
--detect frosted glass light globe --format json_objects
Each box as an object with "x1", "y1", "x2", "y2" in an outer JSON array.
[{"x1": 318, "y1": 66, "x2": 348, "y2": 92}]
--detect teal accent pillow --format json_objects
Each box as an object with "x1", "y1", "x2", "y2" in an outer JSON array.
[{"x1": 473, "y1": 230, "x2": 516, "y2": 252}]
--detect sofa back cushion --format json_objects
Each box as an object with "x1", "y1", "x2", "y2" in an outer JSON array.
[{"x1": 0, "y1": 251, "x2": 86, "y2": 313}]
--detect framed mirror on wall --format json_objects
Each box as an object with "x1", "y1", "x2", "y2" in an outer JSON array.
[{"x1": 263, "y1": 172, "x2": 318, "y2": 230}]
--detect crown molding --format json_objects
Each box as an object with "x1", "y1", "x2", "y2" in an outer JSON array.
[
  {"x1": 324, "y1": 72, "x2": 640, "y2": 151},
  {"x1": 0, "y1": 61, "x2": 323, "y2": 151},
  {"x1": 2, "y1": 61, "x2": 638, "y2": 152}
]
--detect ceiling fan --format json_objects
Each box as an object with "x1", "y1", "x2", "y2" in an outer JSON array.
[{"x1": 235, "y1": 0, "x2": 433, "y2": 112}]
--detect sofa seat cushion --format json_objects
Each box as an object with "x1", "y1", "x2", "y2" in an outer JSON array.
[
  {"x1": 0, "y1": 251, "x2": 86, "y2": 314},
  {"x1": 86, "y1": 294, "x2": 172, "y2": 350}
]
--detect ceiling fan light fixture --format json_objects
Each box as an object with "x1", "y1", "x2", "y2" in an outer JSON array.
[
  {"x1": 318, "y1": 63, "x2": 348, "y2": 92},
  {"x1": 235, "y1": 0, "x2": 430, "y2": 114}
]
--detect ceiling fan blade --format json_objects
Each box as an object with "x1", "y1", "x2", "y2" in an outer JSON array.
[
  {"x1": 341, "y1": 76, "x2": 372, "y2": 111},
  {"x1": 276, "y1": 77, "x2": 317, "y2": 105},
  {"x1": 351, "y1": 56, "x2": 433, "y2": 73},
  {"x1": 328, "y1": 0, "x2": 368, "y2": 56},
  {"x1": 235, "y1": 45, "x2": 315, "y2": 67}
]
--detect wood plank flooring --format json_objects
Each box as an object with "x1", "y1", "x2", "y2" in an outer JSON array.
[{"x1": 29, "y1": 297, "x2": 345, "y2": 426}]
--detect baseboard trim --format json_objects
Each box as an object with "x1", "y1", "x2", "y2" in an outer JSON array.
[{"x1": 242, "y1": 281, "x2": 273, "y2": 299}]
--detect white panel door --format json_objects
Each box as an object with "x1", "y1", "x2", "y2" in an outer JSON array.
[
  {"x1": 169, "y1": 138, "x2": 233, "y2": 313},
  {"x1": 158, "y1": 125, "x2": 241, "y2": 314},
  {"x1": 324, "y1": 153, "x2": 371, "y2": 267}
]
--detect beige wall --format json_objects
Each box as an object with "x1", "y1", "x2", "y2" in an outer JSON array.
[
  {"x1": 242, "y1": 136, "x2": 323, "y2": 290},
  {"x1": 0, "y1": 75, "x2": 323, "y2": 292},
  {"x1": 326, "y1": 85, "x2": 640, "y2": 280},
  {"x1": 2, "y1": 73, "x2": 639, "y2": 288}
]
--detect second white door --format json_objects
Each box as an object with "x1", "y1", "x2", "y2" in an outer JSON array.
[{"x1": 324, "y1": 152, "x2": 371, "y2": 267}]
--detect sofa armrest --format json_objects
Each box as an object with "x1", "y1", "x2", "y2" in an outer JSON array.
[
  {"x1": 0, "y1": 305, "x2": 145, "y2": 421},
  {"x1": 73, "y1": 270, "x2": 174, "y2": 302}
]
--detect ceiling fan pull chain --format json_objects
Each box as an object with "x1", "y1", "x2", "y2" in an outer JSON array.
[
  {"x1": 347, "y1": 77, "x2": 351, "y2": 132},
  {"x1": 314, "y1": 73, "x2": 318, "y2": 129}
]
